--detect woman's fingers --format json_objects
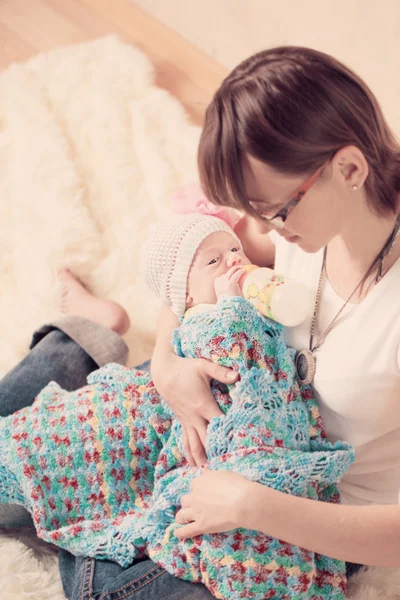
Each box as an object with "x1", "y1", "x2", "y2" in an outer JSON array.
[
  {"x1": 201, "y1": 359, "x2": 238, "y2": 387},
  {"x1": 182, "y1": 428, "x2": 196, "y2": 467},
  {"x1": 154, "y1": 354, "x2": 236, "y2": 465},
  {"x1": 186, "y1": 427, "x2": 207, "y2": 466},
  {"x1": 195, "y1": 419, "x2": 208, "y2": 449},
  {"x1": 196, "y1": 387, "x2": 225, "y2": 422},
  {"x1": 175, "y1": 506, "x2": 195, "y2": 524},
  {"x1": 175, "y1": 522, "x2": 202, "y2": 539},
  {"x1": 180, "y1": 494, "x2": 191, "y2": 508}
]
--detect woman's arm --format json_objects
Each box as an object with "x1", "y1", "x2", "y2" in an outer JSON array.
[
  {"x1": 244, "y1": 481, "x2": 400, "y2": 567},
  {"x1": 150, "y1": 305, "x2": 238, "y2": 466},
  {"x1": 176, "y1": 470, "x2": 400, "y2": 567},
  {"x1": 151, "y1": 304, "x2": 180, "y2": 371}
]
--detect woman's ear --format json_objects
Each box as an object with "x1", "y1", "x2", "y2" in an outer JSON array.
[{"x1": 333, "y1": 145, "x2": 369, "y2": 191}]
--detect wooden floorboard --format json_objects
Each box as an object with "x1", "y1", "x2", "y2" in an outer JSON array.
[{"x1": 0, "y1": 0, "x2": 227, "y2": 124}]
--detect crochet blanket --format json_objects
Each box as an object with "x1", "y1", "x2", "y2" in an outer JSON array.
[{"x1": 0, "y1": 297, "x2": 354, "y2": 600}]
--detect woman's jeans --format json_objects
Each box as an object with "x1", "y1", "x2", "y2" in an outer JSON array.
[{"x1": 0, "y1": 317, "x2": 362, "y2": 599}]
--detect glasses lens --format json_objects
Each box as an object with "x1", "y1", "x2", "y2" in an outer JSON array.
[{"x1": 268, "y1": 215, "x2": 285, "y2": 229}]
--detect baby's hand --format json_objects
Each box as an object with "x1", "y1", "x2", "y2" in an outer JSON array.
[{"x1": 214, "y1": 266, "x2": 245, "y2": 300}]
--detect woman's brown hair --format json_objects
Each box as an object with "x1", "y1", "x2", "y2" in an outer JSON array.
[{"x1": 198, "y1": 46, "x2": 400, "y2": 216}]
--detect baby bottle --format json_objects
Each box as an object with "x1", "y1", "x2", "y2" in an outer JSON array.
[{"x1": 239, "y1": 265, "x2": 311, "y2": 327}]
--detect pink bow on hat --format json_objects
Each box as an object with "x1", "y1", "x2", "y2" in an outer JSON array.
[{"x1": 171, "y1": 182, "x2": 239, "y2": 229}]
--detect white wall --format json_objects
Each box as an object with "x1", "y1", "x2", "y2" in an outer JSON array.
[{"x1": 133, "y1": 0, "x2": 400, "y2": 135}]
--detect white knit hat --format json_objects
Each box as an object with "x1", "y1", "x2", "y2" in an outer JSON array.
[{"x1": 141, "y1": 214, "x2": 241, "y2": 317}]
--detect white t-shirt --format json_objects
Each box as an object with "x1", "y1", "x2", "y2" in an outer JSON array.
[{"x1": 272, "y1": 232, "x2": 400, "y2": 506}]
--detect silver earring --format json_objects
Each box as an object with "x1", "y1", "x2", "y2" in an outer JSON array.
[{"x1": 352, "y1": 185, "x2": 358, "y2": 191}]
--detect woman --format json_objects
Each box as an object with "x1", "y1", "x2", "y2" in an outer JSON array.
[
  {"x1": 1, "y1": 47, "x2": 399, "y2": 599},
  {"x1": 163, "y1": 46, "x2": 400, "y2": 569}
]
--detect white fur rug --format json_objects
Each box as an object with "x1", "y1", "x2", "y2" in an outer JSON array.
[
  {"x1": 0, "y1": 35, "x2": 399, "y2": 600},
  {"x1": 0, "y1": 35, "x2": 200, "y2": 378}
]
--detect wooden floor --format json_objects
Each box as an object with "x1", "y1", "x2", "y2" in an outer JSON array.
[{"x1": 0, "y1": 0, "x2": 227, "y2": 125}]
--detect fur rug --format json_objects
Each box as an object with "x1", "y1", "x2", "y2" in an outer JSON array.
[
  {"x1": 0, "y1": 35, "x2": 399, "y2": 600},
  {"x1": 0, "y1": 35, "x2": 200, "y2": 378}
]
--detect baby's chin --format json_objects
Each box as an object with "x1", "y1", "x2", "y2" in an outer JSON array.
[{"x1": 186, "y1": 294, "x2": 218, "y2": 311}]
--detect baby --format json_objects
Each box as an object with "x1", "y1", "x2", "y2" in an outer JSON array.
[{"x1": 0, "y1": 214, "x2": 354, "y2": 600}]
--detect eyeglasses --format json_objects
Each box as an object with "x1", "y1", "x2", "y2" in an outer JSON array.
[{"x1": 251, "y1": 162, "x2": 328, "y2": 230}]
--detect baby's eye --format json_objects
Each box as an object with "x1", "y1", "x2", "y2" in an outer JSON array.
[
  {"x1": 208, "y1": 257, "x2": 219, "y2": 265},
  {"x1": 231, "y1": 247, "x2": 240, "y2": 252}
]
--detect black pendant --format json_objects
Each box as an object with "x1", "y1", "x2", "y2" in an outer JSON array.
[{"x1": 296, "y1": 349, "x2": 316, "y2": 385}]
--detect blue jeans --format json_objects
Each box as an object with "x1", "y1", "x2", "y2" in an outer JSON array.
[{"x1": 0, "y1": 320, "x2": 362, "y2": 598}]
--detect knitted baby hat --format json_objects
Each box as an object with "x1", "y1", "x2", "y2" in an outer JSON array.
[{"x1": 141, "y1": 214, "x2": 241, "y2": 317}]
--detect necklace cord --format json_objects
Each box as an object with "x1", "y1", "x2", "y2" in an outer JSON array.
[{"x1": 309, "y1": 214, "x2": 400, "y2": 352}]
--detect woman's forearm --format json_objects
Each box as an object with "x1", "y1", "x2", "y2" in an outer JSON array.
[
  {"x1": 242, "y1": 482, "x2": 400, "y2": 567},
  {"x1": 151, "y1": 305, "x2": 179, "y2": 380}
]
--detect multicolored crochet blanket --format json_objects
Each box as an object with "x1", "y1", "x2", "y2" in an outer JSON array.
[{"x1": 0, "y1": 297, "x2": 354, "y2": 600}]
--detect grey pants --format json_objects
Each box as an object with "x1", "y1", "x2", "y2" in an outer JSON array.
[{"x1": 37, "y1": 315, "x2": 129, "y2": 367}]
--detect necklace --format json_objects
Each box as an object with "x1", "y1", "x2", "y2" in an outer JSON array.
[{"x1": 296, "y1": 214, "x2": 400, "y2": 385}]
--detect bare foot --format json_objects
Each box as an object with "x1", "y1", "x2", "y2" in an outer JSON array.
[{"x1": 58, "y1": 268, "x2": 130, "y2": 335}]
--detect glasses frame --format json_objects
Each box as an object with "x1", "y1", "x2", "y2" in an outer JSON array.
[{"x1": 252, "y1": 162, "x2": 328, "y2": 230}]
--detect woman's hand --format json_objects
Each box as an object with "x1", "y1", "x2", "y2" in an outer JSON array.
[
  {"x1": 233, "y1": 215, "x2": 275, "y2": 268},
  {"x1": 175, "y1": 469, "x2": 252, "y2": 538},
  {"x1": 152, "y1": 355, "x2": 238, "y2": 467},
  {"x1": 177, "y1": 470, "x2": 400, "y2": 567}
]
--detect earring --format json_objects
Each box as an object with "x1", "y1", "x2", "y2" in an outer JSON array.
[{"x1": 352, "y1": 185, "x2": 358, "y2": 191}]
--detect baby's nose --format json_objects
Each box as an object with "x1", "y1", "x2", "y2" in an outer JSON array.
[{"x1": 227, "y1": 254, "x2": 242, "y2": 268}]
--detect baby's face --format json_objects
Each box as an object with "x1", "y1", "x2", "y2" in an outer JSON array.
[{"x1": 186, "y1": 231, "x2": 251, "y2": 308}]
